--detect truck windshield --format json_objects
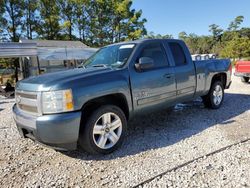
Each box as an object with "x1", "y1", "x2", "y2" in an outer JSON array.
[{"x1": 84, "y1": 44, "x2": 135, "y2": 68}]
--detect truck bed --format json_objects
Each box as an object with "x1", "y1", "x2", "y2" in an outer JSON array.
[{"x1": 194, "y1": 59, "x2": 231, "y2": 97}]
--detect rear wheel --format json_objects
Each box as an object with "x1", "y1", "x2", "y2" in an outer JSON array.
[
  {"x1": 202, "y1": 81, "x2": 224, "y2": 109},
  {"x1": 79, "y1": 105, "x2": 127, "y2": 154},
  {"x1": 241, "y1": 76, "x2": 249, "y2": 83}
]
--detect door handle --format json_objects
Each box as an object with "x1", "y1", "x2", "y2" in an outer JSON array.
[{"x1": 164, "y1": 74, "x2": 173, "y2": 79}]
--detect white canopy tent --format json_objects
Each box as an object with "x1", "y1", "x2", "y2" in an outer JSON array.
[
  {"x1": 0, "y1": 43, "x2": 37, "y2": 58},
  {"x1": 37, "y1": 47, "x2": 97, "y2": 61},
  {"x1": 0, "y1": 40, "x2": 98, "y2": 79}
]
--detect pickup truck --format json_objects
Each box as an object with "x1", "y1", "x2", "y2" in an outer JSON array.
[
  {"x1": 234, "y1": 61, "x2": 250, "y2": 83},
  {"x1": 13, "y1": 39, "x2": 232, "y2": 154}
]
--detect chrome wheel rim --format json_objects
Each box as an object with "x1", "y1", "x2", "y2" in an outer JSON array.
[
  {"x1": 213, "y1": 85, "x2": 223, "y2": 105},
  {"x1": 92, "y1": 112, "x2": 122, "y2": 149}
]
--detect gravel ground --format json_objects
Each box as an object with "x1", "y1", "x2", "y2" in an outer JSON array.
[{"x1": 0, "y1": 73, "x2": 250, "y2": 188}]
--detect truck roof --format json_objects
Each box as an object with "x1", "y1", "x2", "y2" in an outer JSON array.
[{"x1": 106, "y1": 38, "x2": 183, "y2": 47}]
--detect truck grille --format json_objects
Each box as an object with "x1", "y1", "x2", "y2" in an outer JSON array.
[{"x1": 15, "y1": 90, "x2": 40, "y2": 115}]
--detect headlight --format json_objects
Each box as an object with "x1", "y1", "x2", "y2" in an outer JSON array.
[{"x1": 42, "y1": 89, "x2": 74, "y2": 114}]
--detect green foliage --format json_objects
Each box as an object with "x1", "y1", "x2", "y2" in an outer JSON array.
[
  {"x1": 179, "y1": 16, "x2": 250, "y2": 59},
  {"x1": 0, "y1": 0, "x2": 5, "y2": 40},
  {"x1": 178, "y1": 31, "x2": 187, "y2": 40},
  {"x1": 239, "y1": 27, "x2": 250, "y2": 38},
  {"x1": 82, "y1": 0, "x2": 147, "y2": 46},
  {"x1": 37, "y1": 0, "x2": 61, "y2": 40},
  {"x1": 1, "y1": 2, "x2": 248, "y2": 60},
  {"x1": 0, "y1": 58, "x2": 17, "y2": 72},
  {"x1": 74, "y1": 0, "x2": 91, "y2": 43},
  {"x1": 220, "y1": 36, "x2": 250, "y2": 59},
  {"x1": 209, "y1": 24, "x2": 223, "y2": 42},
  {"x1": 58, "y1": 0, "x2": 77, "y2": 40},
  {"x1": 145, "y1": 32, "x2": 173, "y2": 39},
  {"x1": 0, "y1": 0, "x2": 147, "y2": 46},
  {"x1": 1, "y1": 0, "x2": 25, "y2": 42},
  {"x1": 228, "y1": 16, "x2": 244, "y2": 31},
  {"x1": 23, "y1": 0, "x2": 39, "y2": 39}
]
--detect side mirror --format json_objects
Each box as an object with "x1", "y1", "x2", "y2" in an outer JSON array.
[{"x1": 135, "y1": 57, "x2": 154, "y2": 71}]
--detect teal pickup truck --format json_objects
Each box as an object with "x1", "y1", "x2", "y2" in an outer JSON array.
[{"x1": 13, "y1": 39, "x2": 232, "y2": 154}]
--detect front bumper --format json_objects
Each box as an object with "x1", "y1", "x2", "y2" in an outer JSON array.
[
  {"x1": 12, "y1": 104, "x2": 82, "y2": 150},
  {"x1": 234, "y1": 72, "x2": 250, "y2": 77}
]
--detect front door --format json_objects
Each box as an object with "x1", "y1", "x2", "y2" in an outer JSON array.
[{"x1": 129, "y1": 41, "x2": 176, "y2": 113}]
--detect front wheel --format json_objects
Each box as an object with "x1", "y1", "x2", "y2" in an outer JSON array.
[
  {"x1": 79, "y1": 105, "x2": 127, "y2": 154},
  {"x1": 241, "y1": 76, "x2": 249, "y2": 83},
  {"x1": 202, "y1": 81, "x2": 224, "y2": 109}
]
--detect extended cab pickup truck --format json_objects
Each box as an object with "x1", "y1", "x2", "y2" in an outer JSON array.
[
  {"x1": 234, "y1": 61, "x2": 250, "y2": 83},
  {"x1": 13, "y1": 39, "x2": 232, "y2": 154}
]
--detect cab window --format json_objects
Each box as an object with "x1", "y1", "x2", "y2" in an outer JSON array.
[
  {"x1": 169, "y1": 42, "x2": 187, "y2": 66},
  {"x1": 138, "y1": 42, "x2": 169, "y2": 69}
]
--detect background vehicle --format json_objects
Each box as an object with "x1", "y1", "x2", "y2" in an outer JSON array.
[
  {"x1": 13, "y1": 39, "x2": 232, "y2": 154},
  {"x1": 235, "y1": 61, "x2": 250, "y2": 83}
]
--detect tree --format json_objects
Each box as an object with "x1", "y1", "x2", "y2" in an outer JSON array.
[
  {"x1": 228, "y1": 16, "x2": 244, "y2": 31},
  {"x1": 182, "y1": 33, "x2": 199, "y2": 54},
  {"x1": 221, "y1": 30, "x2": 237, "y2": 43},
  {"x1": 239, "y1": 27, "x2": 250, "y2": 38},
  {"x1": 74, "y1": 0, "x2": 90, "y2": 42},
  {"x1": 0, "y1": 0, "x2": 147, "y2": 45},
  {"x1": 0, "y1": 0, "x2": 24, "y2": 82},
  {"x1": 220, "y1": 36, "x2": 250, "y2": 60},
  {"x1": 0, "y1": 0, "x2": 6, "y2": 41},
  {"x1": 59, "y1": 0, "x2": 77, "y2": 40},
  {"x1": 23, "y1": 0, "x2": 39, "y2": 39},
  {"x1": 37, "y1": 0, "x2": 61, "y2": 40},
  {"x1": 145, "y1": 31, "x2": 173, "y2": 39},
  {"x1": 2, "y1": 0, "x2": 25, "y2": 42},
  {"x1": 86, "y1": 0, "x2": 113, "y2": 46},
  {"x1": 82, "y1": 0, "x2": 146, "y2": 47},
  {"x1": 178, "y1": 31, "x2": 187, "y2": 40},
  {"x1": 209, "y1": 24, "x2": 223, "y2": 42},
  {"x1": 111, "y1": 0, "x2": 133, "y2": 42},
  {"x1": 122, "y1": 8, "x2": 147, "y2": 41},
  {"x1": 197, "y1": 36, "x2": 213, "y2": 54}
]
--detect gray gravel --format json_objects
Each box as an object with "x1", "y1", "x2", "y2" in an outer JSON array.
[
  {"x1": 0, "y1": 72, "x2": 250, "y2": 188},
  {"x1": 143, "y1": 140, "x2": 250, "y2": 188}
]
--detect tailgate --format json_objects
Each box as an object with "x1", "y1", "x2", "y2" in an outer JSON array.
[{"x1": 236, "y1": 61, "x2": 250, "y2": 73}]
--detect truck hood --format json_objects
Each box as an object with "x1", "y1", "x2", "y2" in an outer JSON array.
[{"x1": 16, "y1": 67, "x2": 113, "y2": 91}]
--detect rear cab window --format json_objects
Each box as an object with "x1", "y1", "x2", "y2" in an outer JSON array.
[{"x1": 169, "y1": 42, "x2": 187, "y2": 66}]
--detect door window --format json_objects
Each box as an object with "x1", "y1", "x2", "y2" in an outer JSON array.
[{"x1": 138, "y1": 42, "x2": 169, "y2": 69}]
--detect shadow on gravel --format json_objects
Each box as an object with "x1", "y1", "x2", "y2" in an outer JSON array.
[
  {"x1": 0, "y1": 101, "x2": 9, "y2": 105},
  {"x1": 62, "y1": 93, "x2": 250, "y2": 160}
]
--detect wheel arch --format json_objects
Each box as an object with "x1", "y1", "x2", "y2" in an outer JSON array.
[
  {"x1": 81, "y1": 93, "x2": 130, "y2": 122},
  {"x1": 211, "y1": 73, "x2": 227, "y2": 89}
]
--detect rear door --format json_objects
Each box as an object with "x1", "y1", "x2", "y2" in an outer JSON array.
[
  {"x1": 166, "y1": 41, "x2": 196, "y2": 102},
  {"x1": 129, "y1": 41, "x2": 176, "y2": 113}
]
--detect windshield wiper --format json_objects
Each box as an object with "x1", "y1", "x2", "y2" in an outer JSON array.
[{"x1": 78, "y1": 64, "x2": 86, "y2": 69}]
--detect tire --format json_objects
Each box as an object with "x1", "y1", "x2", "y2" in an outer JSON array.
[
  {"x1": 78, "y1": 105, "x2": 127, "y2": 154},
  {"x1": 241, "y1": 76, "x2": 249, "y2": 83},
  {"x1": 202, "y1": 81, "x2": 224, "y2": 109}
]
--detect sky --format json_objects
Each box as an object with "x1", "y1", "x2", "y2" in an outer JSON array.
[{"x1": 132, "y1": 0, "x2": 250, "y2": 38}]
